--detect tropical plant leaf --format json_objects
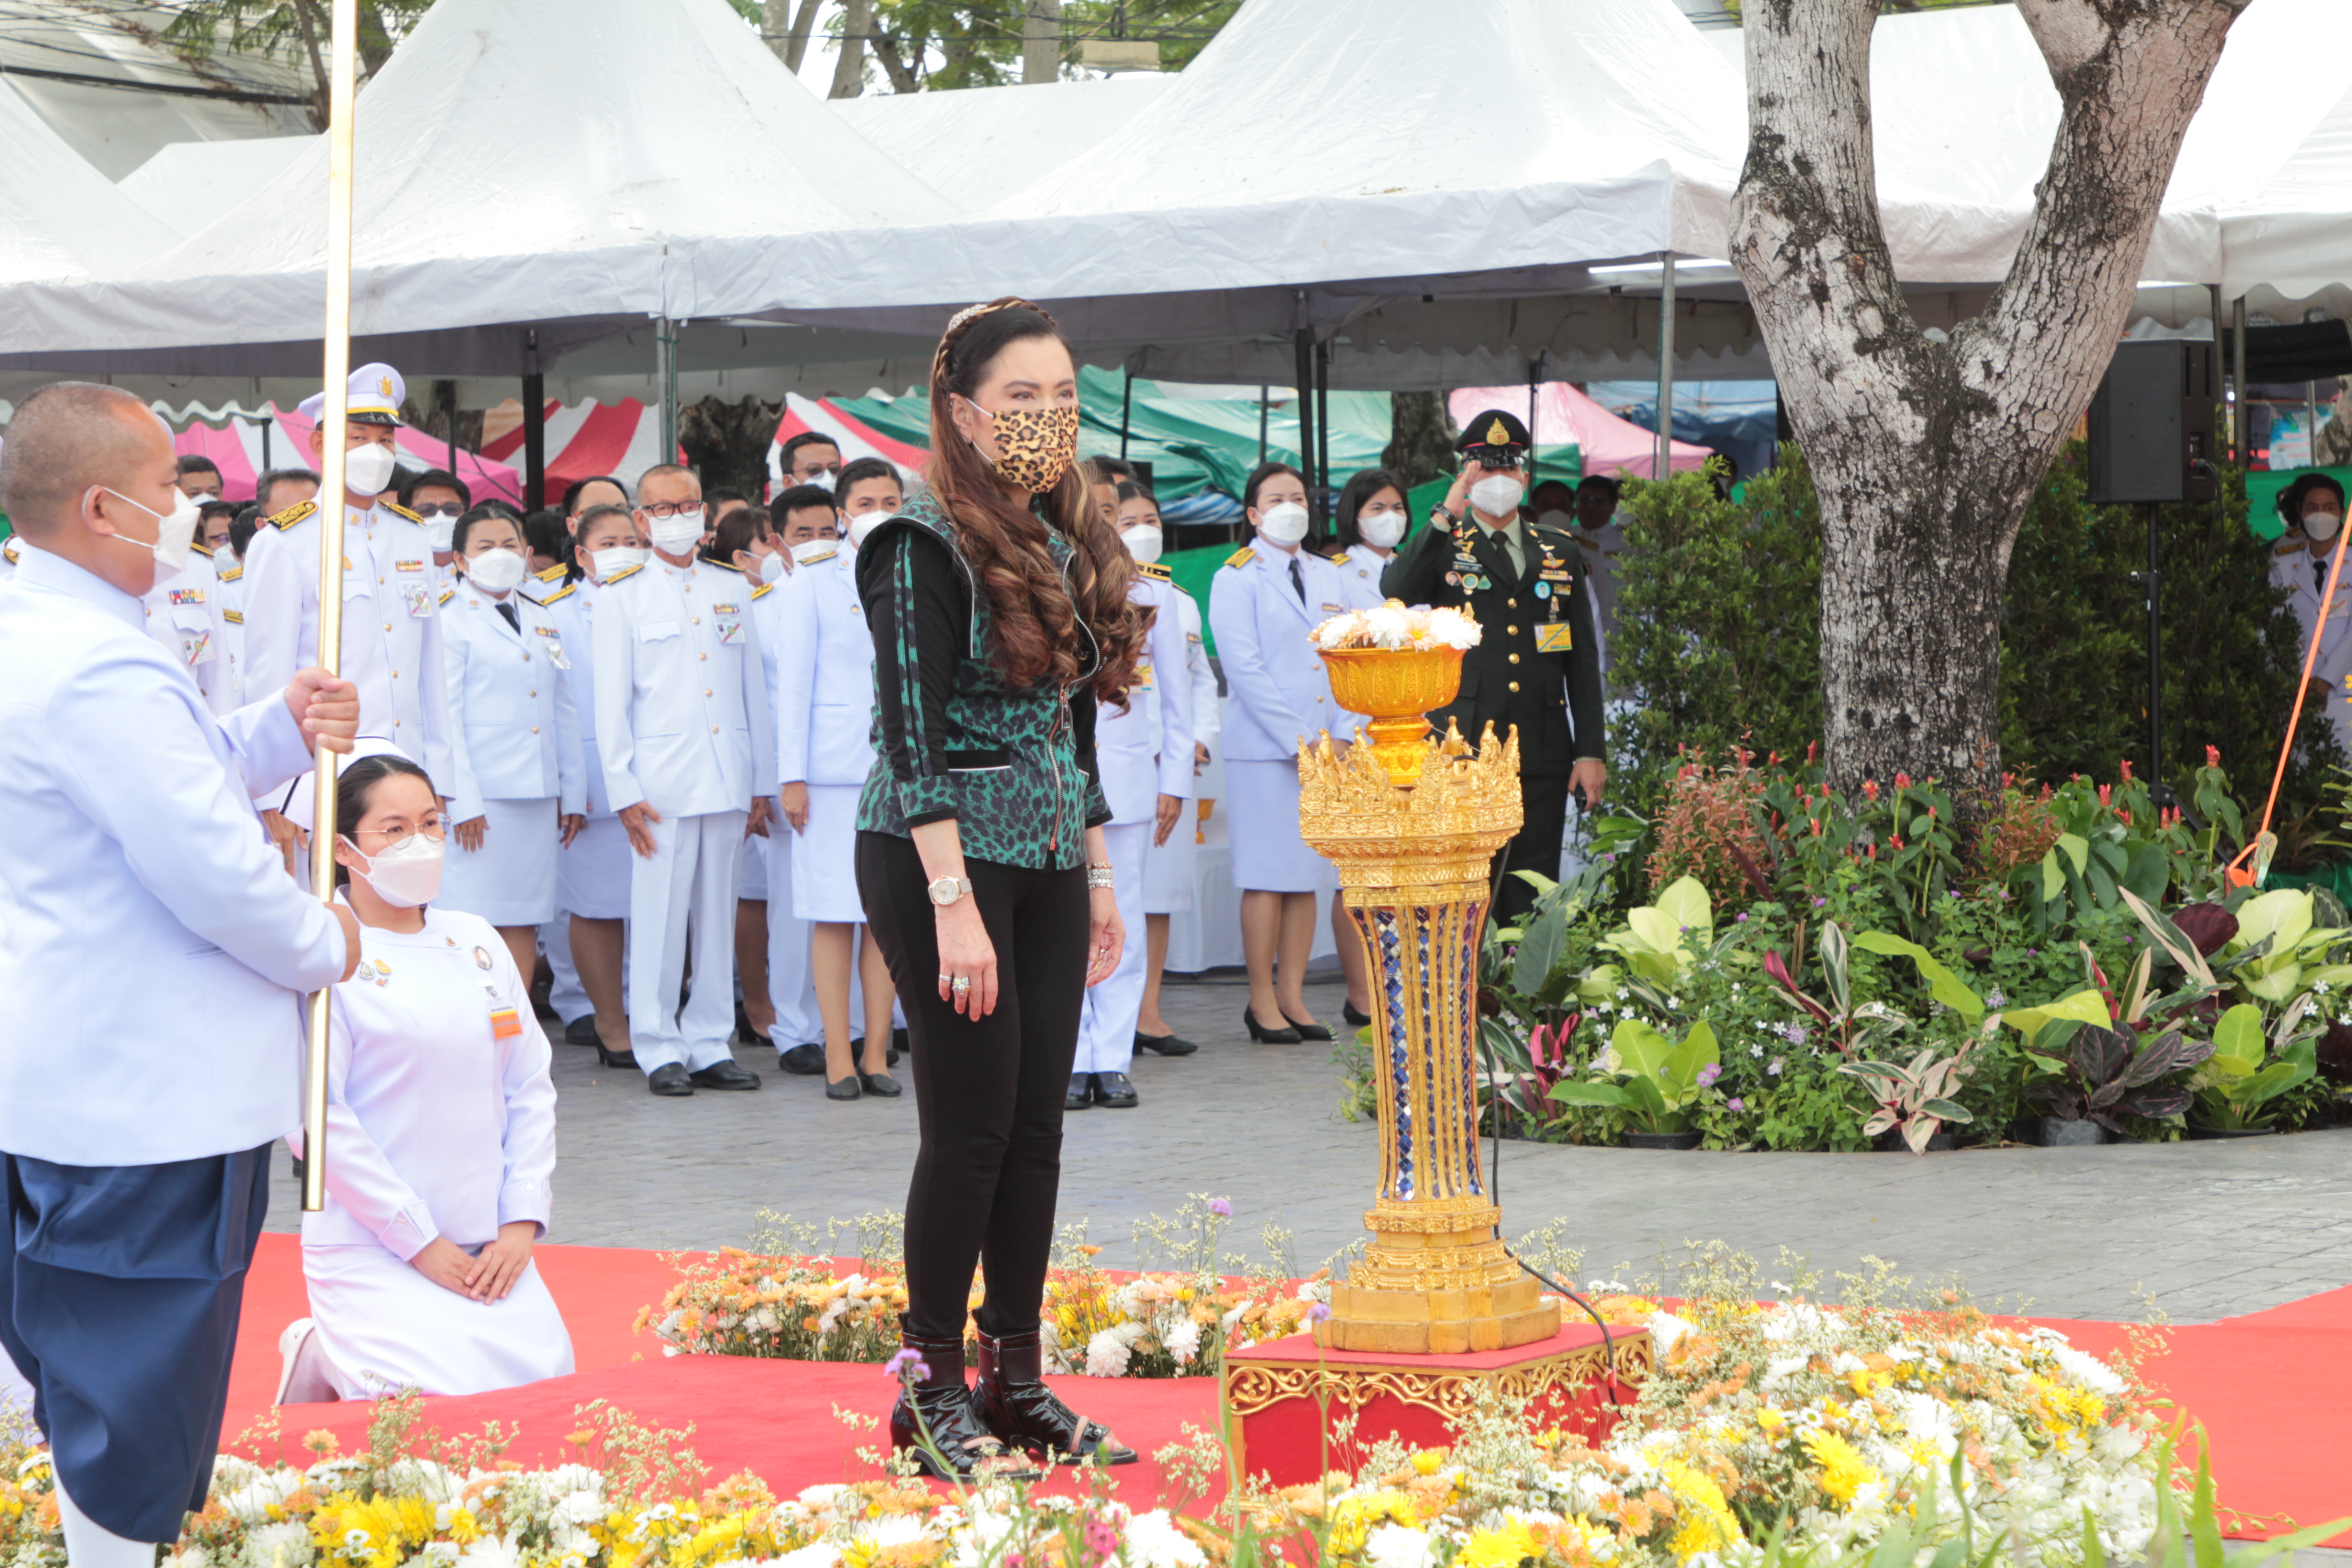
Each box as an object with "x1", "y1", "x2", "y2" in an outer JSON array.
[
  {"x1": 2054, "y1": 832, "x2": 2090, "y2": 874},
  {"x1": 2213, "y1": 1002, "x2": 2266, "y2": 1061},
  {"x1": 1513, "y1": 898, "x2": 1568, "y2": 996},
  {"x1": 1920, "y1": 1098, "x2": 1971, "y2": 1121},
  {"x1": 2001, "y1": 990, "x2": 2110, "y2": 1040},
  {"x1": 1852, "y1": 930, "x2": 1985, "y2": 1023},
  {"x1": 2119, "y1": 887, "x2": 2218, "y2": 985}
]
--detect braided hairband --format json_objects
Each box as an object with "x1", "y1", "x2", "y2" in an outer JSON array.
[{"x1": 932, "y1": 297, "x2": 1055, "y2": 379}]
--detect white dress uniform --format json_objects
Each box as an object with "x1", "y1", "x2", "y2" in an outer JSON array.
[
  {"x1": 592, "y1": 554, "x2": 774, "y2": 1074},
  {"x1": 292, "y1": 902, "x2": 572, "y2": 1399},
  {"x1": 547, "y1": 575, "x2": 634, "y2": 922},
  {"x1": 215, "y1": 558, "x2": 249, "y2": 712},
  {"x1": 770, "y1": 544, "x2": 876, "y2": 923},
  {"x1": 242, "y1": 495, "x2": 456, "y2": 793},
  {"x1": 752, "y1": 574, "x2": 820, "y2": 1049},
  {"x1": 1330, "y1": 540, "x2": 1393, "y2": 609},
  {"x1": 0, "y1": 535, "x2": 18, "y2": 578},
  {"x1": 1143, "y1": 585, "x2": 1218, "y2": 915},
  {"x1": 436, "y1": 576, "x2": 586, "y2": 926},
  {"x1": 2272, "y1": 536, "x2": 2352, "y2": 756},
  {"x1": 140, "y1": 543, "x2": 235, "y2": 716},
  {"x1": 1208, "y1": 540, "x2": 1351, "y2": 893},
  {"x1": 1076, "y1": 568, "x2": 1196, "y2": 1074}
]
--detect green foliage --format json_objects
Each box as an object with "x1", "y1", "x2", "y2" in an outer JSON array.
[{"x1": 864, "y1": 0, "x2": 1241, "y2": 90}]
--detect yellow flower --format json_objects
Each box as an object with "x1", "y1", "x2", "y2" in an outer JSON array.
[
  {"x1": 1755, "y1": 1408, "x2": 1786, "y2": 1436},
  {"x1": 1659, "y1": 1460, "x2": 1741, "y2": 1562},
  {"x1": 1409, "y1": 1447, "x2": 1447, "y2": 1476},
  {"x1": 1800, "y1": 1430, "x2": 1879, "y2": 1506},
  {"x1": 1324, "y1": 1490, "x2": 1419, "y2": 1553},
  {"x1": 1458, "y1": 1518, "x2": 1543, "y2": 1568}
]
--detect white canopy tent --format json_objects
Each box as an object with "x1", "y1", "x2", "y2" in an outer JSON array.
[
  {"x1": 118, "y1": 134, "x2": 318, "y2": 230},
  {"x1": 0, "y1": 79, "x2": 183, "y2": 285},
  {"x1": 828, "y1": 75, "x2": 1173, "y2": 215}
]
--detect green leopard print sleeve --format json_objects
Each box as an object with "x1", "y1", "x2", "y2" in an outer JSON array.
[{"x1": 873, "y1": 529, "x2": 959, "y2": 826}]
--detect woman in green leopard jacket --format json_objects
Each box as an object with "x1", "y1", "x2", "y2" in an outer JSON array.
[{"x1": 853, "y1": 299, "x2": 1148, "y2": 1479}]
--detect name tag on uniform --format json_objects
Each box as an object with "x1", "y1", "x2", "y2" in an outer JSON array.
[
  {"x1": 1534, "y1": 622, "x2": 1575, "y2": 654},
  {"x1": 1320, "y1": 602, "x2": 1348, "y2": 616},
  {"x1": 1135, "y1": 660, "x2": 1155, "y2": 689},
  {"x1": 181, "y1": 629, "x2": 214, "y2": 667},
  {"x1": 713, "y1": 605, "x2": 743, "y2": 644},
  {"x1": 169, "y1": 587, "x2": 205, "y2": 607},
  {"x1": 489, "y1": 1004, "x2": 522, "y2": 1039},
  {"x1": 395, "y1": 559, "x2": 424, "y2": 574},
  {"x1": 544, "y1": 635, "x2": 571, "y2": 670},
  {"x1": 402, "y1": 582, "x2": 435, "y2": 618}
]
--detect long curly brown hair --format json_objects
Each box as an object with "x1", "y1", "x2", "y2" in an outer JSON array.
[{"x1": 927, "y1": 299, "x2": 1142, "y2": 704}]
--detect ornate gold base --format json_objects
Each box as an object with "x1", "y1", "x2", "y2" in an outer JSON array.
[{"x1": 1318, "y1": 1198, "x2": 1561, "y2": 1354}]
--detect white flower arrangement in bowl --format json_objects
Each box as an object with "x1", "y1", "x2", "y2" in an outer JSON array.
[{"x1": 1312, "y1": 599, "x2": 1481, "y2": 652}]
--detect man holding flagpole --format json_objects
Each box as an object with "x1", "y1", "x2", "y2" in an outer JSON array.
[{"x1": 0, "y1": 382, "x2": 363, "y2": 1560}]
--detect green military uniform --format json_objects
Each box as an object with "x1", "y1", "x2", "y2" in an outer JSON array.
[{"x1": 1380, "y1": 410, "x2": 1604, "y2": 921}]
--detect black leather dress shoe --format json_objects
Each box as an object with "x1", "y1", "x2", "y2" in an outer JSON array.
[
  {"x1": 1284, "y1": 1014, "x2": 1334, "y2": 1042},
  {"x1": 1343, "y1": 1001, "x2": 1372, "y2": 1028},
  {"x1": 859, "y1": 1071, "x2": 902, "y2": 1098},
  {"x1": 778, "y1": 1043, "x2": 825, "y2": 1075},
  {"x1": 1093, "y1": 1071, "x2": 1139, "y2": 1108},
  {"x1": 647, "y1": 1063, "x2": 695, "y2": 1097},
  {"x1": 826, "y1": 1075, "x2": 861, "y2": 1102},
  {"x1": 1065, "y1": 1073, "x2": 1095, "y2": 1110},
  {"x1": 691, "y1": 1059, "x2": 761, "y2": 1091},
  {"x1": 1134, "y1": 1031, "x2": 1198, "y2": 1056},
  {"x1": 564, "y1": 1015, "x2": 600, "y2": 1048},
  {"x1": 1243, "y1": 1006, "x2": 1301, "y2": 1044}
]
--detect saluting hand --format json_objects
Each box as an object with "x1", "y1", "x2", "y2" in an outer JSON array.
[{"x1": 284, "y1": 668, "x2": 360, "y2": 755}]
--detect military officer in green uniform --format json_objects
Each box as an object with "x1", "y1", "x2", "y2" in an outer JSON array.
[{"x1": 1380, "y1": 408, "x2": 1606, "y2": 921}]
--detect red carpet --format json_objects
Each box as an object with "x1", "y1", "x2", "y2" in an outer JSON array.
[{"x1": 221, "y1": 1238, "x2": 2352, "y2": 1536}]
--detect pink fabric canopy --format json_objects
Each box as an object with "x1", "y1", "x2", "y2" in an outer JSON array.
[
  {"x1": 174, "y1": 409, "x2": 522, "y2": 507},
  {"x1": 1450, "y1": 384, "x2": 1710, "y2": 481}
]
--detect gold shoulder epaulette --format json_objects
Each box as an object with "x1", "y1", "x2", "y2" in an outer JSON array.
[
  {"x1": 1225, "y1": 547, "x2": 1255, "y2": 569},
  {"x1": 437, "y1": 587, "x2": 455, "y2": 606},
  {"x1": 2277, "y1": 539, "x2": 2307, "y2": 555},
  {"x1": 222, "y1": 609, "x2": 244, "y2": 624},
  {"x1": 269, "y1": 500, "x2": 317, "y2": 530},
  {"x1": 541, "y1": 583, "x2": 575, "y2": 604},
  {"x1": 752, "y1": 582, "x2": 773, "y2": 601},
  {"x1": 190, "y1": 539, "x2": 214, "y2": 559},
  {"x1": 1323, "y1": 548, "x2": 1350, "y2": 564},
  {"x1": 603, "y1": 564, "x2": 644, "y2": 585},
  {"x1": 517, "y1": 588, "x2": 547, "y2": 609},
  {"x1": 383, "y1": 499, "x2": 422, "y2": 524},
  {"x1": 2, "y1": 538, "x2": 16, "y2": 563},
  {"x1": 218, "y1": 565, "x2": 243, "y2": 582},
  {"x1": 534, "y1": 563, "x2": 566, "y2": 583},
  {"x1": 1137, "y1": 561, "x2": 1171, "y2": 581},
  {"x1": 706, "y1": 557, "x2": 744, "y2": 573}
]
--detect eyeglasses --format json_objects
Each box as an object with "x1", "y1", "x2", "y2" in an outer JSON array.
[
  {"x1": 640, "y1": 501, "x2": 706, "y2": 520},
  {"x1": 354, "y1": 821, "x2": 446, "y2": 841},
  {"x1": 412, "y1": 502, "x2": 463, "y2": 519},
  {"x1": 796, "y1": 465, "x2": 841, "y2": 480}
]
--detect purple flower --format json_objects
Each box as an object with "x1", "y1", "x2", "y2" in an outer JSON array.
[
  {"x1": 1813, "y1": 897, "x2": 1828, "y2": 908},
  {"x1": 1768, "y1": 1058, "x2": 1783, "y2": 1077},
  {"x1": 1737, "y1": 912, "x2": 1750, "y2": 923},
  {"x1": 2027, "y1": 948, "x2": 2039, "y2": 958},
  {"x1": 884, "y1": 1348, "x2": 931, "y2": 1382},
  {"x1": 1208, "y1": 1197, "x2": 1233, "y2": 1217},
  {"x1": 1308, "y1": 1302, "x2": 1332, "y2": 1324},
  {"x1": 1727, "y1": 1097, "x2": 1745, "y2": 1112},
  {"x1": 1697, "y1": 1064, "x2": 1722, "y2": 1087}
]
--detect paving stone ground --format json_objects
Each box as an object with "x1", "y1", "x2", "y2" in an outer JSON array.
[{"x1": 268, "y1": 970, "x2": 2352, "y2": 1326}]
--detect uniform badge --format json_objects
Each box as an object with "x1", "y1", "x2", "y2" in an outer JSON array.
[
  {"x1": 362, "y1": 957, "x2": 392, "y2": 989},
  {"x1": 1534, "y1": 582, "x2": 1550, "y2": 599},
  {"x1": 1534, "y1": 623, "x2": 1575, "y2": 653},
  {"x1": 395, "y1": 559, "x2": 423, "y2": 573},
  {"x1": 404, "y1": 583, "x2": 436, "y2": 618},
  {"x1": 489, "y1": 1004, "x2": 523, "y2": 1039},
  {"x1": 1320, "y1": 602, "x2": 1348, "y2": 615},
  {"x1": 168, "y1": 588, "x2": 205, "y2": 607},
  {"x1": 181, "y1": 629, "x2": 213, "y2": 667},
  {"x1": 715, "y1": 607, "x2": 744, "y2": 644},
  {"x1": 1445, "y1": 572, "x2": 1460, "y2": 586},
  {"x1": 473, "y1": 946, "x2": 494, "y2": 970}
]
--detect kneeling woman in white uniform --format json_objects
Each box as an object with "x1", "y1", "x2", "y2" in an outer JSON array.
[
  {"x1": 279, "y1": 753, "x2": 573, "y2": 1401},
  {"x1": 437, "y1": 503, "x2": 587, "y2": 980}
]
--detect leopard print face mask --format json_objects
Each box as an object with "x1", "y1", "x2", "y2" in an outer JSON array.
[{"x1": 970, "y1": 401, "x2": 1080, "y2": 494}]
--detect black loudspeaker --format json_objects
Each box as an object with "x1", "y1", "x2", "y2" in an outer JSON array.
[{"x1": 2086, "y1": 340, "x2": 2218, "y2": 504}]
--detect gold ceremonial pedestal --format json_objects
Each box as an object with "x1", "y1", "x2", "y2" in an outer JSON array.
[{"x1": 1299, "y1": 647, "x2": 1558, "y2": 1354}]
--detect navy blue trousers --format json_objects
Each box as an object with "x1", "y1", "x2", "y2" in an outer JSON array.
[{"x1": 0, "y1": 1144, "x2": 270, "y2": 1543}]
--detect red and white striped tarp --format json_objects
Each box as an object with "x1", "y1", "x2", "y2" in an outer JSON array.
[
  {"x1": 479, "y1": 398, "x2": 676, "y2": 501},
  {"x1": 765, "y1": 393, "x2": 928, "y2": 495},
  {"x1": 174, "y1": 407, "x2": 522, "y2": 507}
]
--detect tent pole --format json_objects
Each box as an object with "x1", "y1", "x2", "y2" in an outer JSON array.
[
  {"x1": 1120, "y1": 369, "x2": 1133, "y2": 461},
  {"x1": 1655, "y1": 252, "x2": 1677, "y2": 479},
  {"x1": 261, "y1": 412, "x2": 273, "y2": 474},
  {"x1": 2233, "y1": 295, "x2": 2249, "y2": 468},
  {"x1": 2309, "y1": 381, "x2": 2320, "y2": 464},
  {"x1": 1315, "y1": 338, "x2": 1330, "y2": 515},
  {"x1": 523, "y1": 380, "x2": 546, "y2": 513},
  {"x1": 1527, "y1": 350, "x2": 1541, "y2": 487},
  {"x1": 1293, "y1": 327, "x2": 1315, "y2": 510},
  {"x1": 655, "y1": 316, "x2": 680, "y2": 470},
  {"x1": 1257, "y1": 384, "x2": 1269, "y2": 463},
  {"x1": 444, "y1": 381, "x2": 458, "y2": 479}
]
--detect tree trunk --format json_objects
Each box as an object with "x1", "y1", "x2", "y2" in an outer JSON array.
[
  {"x1": 872, "y1": 30, "x2": 921, "y2": 94},
  {"x1": 1729, "y1": 0, "x2": 2245, "y2": 800},
  {"x1": 1383, "y1": 390, "x2": 1456, "y2": 488},
  {"x1": 828, "y1": 0, "x2": 871, "y2": 98},
  {"x1": 680, "y1": 397, "x2": 785, "y2": 502}
]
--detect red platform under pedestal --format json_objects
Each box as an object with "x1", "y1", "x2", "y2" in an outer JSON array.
[{"x1": 1220, "y1": 1320, "x2": 1651, "y2": 1486}]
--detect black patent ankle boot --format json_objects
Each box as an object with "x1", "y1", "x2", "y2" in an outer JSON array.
[
  {"x1": 971, "y1": 1326, "x2": 1137, "y2": 1465},
  {"x1": 888, "y1": 1319, "x2": 1036, "y2": 1480}
]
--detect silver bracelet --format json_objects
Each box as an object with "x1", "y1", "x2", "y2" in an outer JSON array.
[{"x1": 1086, "y1": 862, "x2": 1116, "y2": 890}]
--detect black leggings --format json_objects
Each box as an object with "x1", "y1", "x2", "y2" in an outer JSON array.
[{"x1": 857, "y1": 830, "x2": 1090, "y2": 1341}]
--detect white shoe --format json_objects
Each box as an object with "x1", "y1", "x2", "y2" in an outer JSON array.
[{"x1": 272, "y1": 1318, "x2": 341, "y2": 1406}]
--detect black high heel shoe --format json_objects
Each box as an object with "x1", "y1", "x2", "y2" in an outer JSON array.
[
  {"x1": 1242, "y1": 1005, "x2": 1301, "y2": 1044},
  {"x1": 889, "y1": 1321, "x2": 1036, "y2": 1480},
  {"x1": 595, "y1": 1041, "x2": 638, "y2": 1070},
  {"x1": 1284, "y1": 1014, "x2": 1334, "y2": 1042},
  {"x1": 973, "y1": 1327, "x2": 1136, "y2": 1465},
  {"x1": 1343, "y1": 1001, "x2": 1372, "y2": 1028}
]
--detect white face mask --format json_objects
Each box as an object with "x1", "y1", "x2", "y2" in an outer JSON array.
[
  {"x1": 847, "y1": 511, "x2": 885, "y2": 549},
  {"x1": 342, "y1": 440, "x2": 398, "y2": 498},
  {"x1": 426, "y1": 516, "x2": 457, "y2": 550},
  {"x1": 99, "y1": 486, "x2": 201, "y2": 577},
  {"x1": 1120, "y1": 524, "x2": 1163, "y2": 565},
  {"x1": 1357, "y1": 509, "x2": 1407, "y2": 549},
  {"x1": 1535, "y1": 509, "x2": 1572, "y2": 531},
  {"x1": 647, "y1": 510, "x2": 704, "y2": 554},
  {"x1": 465, "y1": 546, "x2": 529, "y2": 593},
  {"x1": 1470, "y1": 474, "x2": 1525, "y2": 518},
  {"x1": 342, "y1": 831, "x2": 444, "y2": 908},
  {"x1": 592, "y1": 545, "x2": 649, "y2": 580},
  {"x1": 188, "y1": 491, "x2": 220, "y2": 507},
  {"x1": 752, "y1": 551, "x2": 788, "y2": 585},
  {"x1": 790, "y1": 537, "x2": 835, "y2": 565},
  {"x1": 2305, "y1": 509, "x2": 2342, "y2": 542},
  {"x1": 1256, "y1": 500, "x2": 1311, "y2": 546}
]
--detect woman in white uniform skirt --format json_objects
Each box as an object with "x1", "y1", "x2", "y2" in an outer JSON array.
[
  {"x1": 1316, "y1": 468, "x2": 1413, "y2": 1025},
  {"x1": 276, "y1": 754, "x2": 573, "y2": 1402},
  {"x1": 436, "y1": 504, "x2": 587, "y2": 982},
  {"x1": 1121, "y1": 485, "x2": 1214, "y2": 1054},
  {"x1": 774, "y1": 459, "x2": 904, "y2": 1101},
  {"x1": 707, "y1": 507, "x2": 790, "y2": 1051},
  {"x1": 549, "y1": 503, "x2": 641, "y2": 1067},
  {"x1": 1207, "y1": 461, "x2": 1352, "y2": 1046}
]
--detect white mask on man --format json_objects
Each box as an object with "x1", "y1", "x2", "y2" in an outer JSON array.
[
  {"x1": 99, "y1": 486, "x2": 201, "y2": 577},
  {"x1": 648, "y1": 510, "x2": 704, "y2": 554},
  {"x1": 342, "y1": 441, "x2": 398, "y2": 498},
  {"x1": 1470, "y1": 474, "x2": 1525, "y2": 518},
  {"x1": 790, "y1": 538, "x2": 837, "y2": 565}
]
